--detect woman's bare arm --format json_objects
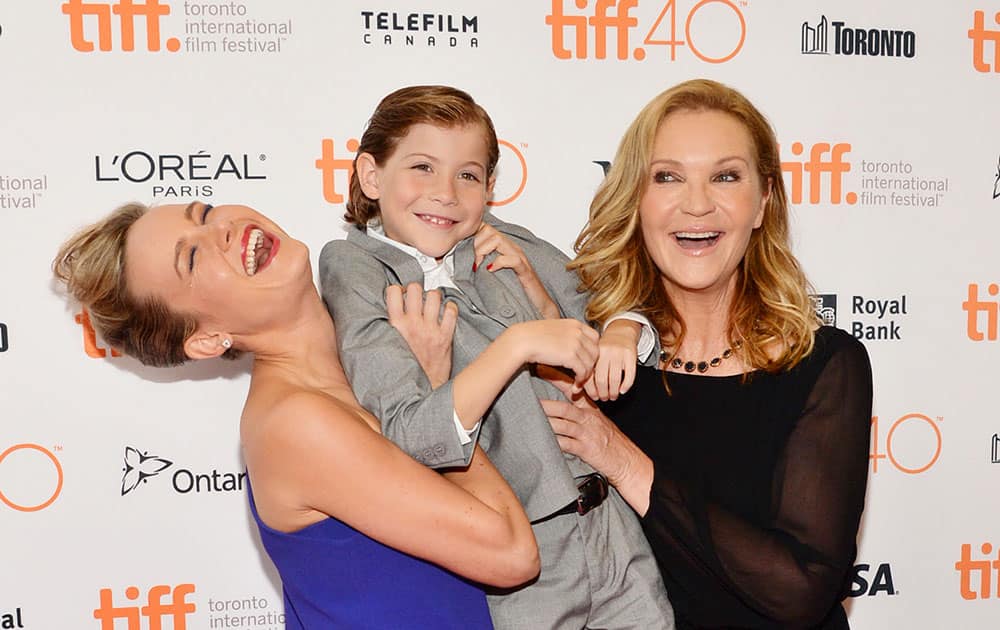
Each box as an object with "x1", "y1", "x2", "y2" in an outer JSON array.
[
  {"x1": 245, "y1": 284, "x2": 539, "y2": 587},
  {"x1": 247, "y1": 393, "x2": 539, "y2": 588}
]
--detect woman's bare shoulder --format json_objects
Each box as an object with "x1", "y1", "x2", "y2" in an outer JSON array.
[
  {"x1": 241, "y1": 384, "x2": 383, "y2": 531},
  {"x1": 243, "y1": 383, "x2": 373, "y2": 456}
]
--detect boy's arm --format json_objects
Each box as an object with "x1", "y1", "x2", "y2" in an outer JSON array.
[
  {"x1": 494, "y1": 218, "x2": 658, "y2": 364},
  {"x1": 319, "y1": 240, "x2": 476, "y2": 468},
  {"x1": 604, "y1": 313, "x2": 658, "y2": 366},
  {"x1": 493, "y1": 220, "x2": 659, "y2": 402}
]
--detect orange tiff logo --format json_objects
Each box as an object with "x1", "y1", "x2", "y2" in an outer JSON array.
[
  {"x1": 62, "y1": 0, "x2": 180, "y2": 52},
  {"x1": 315, "y1": 138, "x2": 360, "y2": 205},
  {"x1": 955, "y1": 543, "x2": 1000, "y2": 600},
  {"x1": 969, "y1": 10, "x2": 1000, "y2": 72},
  {"x1": 316, "y1": 138, "x2": 528, "y2": 208},
  {"x1": 94, "y1": 584, "x2": 196, "y2": 629},
  {"x1": 76, "y1": 309, "x2": 121, "y2": 358},
  {"x1": 545, "y1": 0, "x2": 746, "y2": 63},
  {"x1": 780, "y1": 142, "x2": 856, "y2": 205},
  {"x1": 964, "y1": 283, "x2": 999, "y2": 341}
]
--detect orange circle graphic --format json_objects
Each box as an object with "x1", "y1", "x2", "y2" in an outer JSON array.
[
  {"x1": 886, "y1": 413, "x2": 942, "y2": 475},
  {"x1": 685, "y1": 0, "x2": 746, "y2": 64},
  {"x1": 0, "y1": 443, "x2": 64, "y2": 512},
  {"x1": 488, "y1": 140, "x2": 528, "y2": 208}
]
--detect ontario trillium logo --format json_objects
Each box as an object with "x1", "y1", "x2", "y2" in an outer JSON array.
[{"x1": 121, "y1": 446, "x2": 172, "y2": 496}]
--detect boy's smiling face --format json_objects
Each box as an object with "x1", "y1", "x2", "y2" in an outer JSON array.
[{"x1": 358, "y1": 123, "x2": 495, "y2": 260}]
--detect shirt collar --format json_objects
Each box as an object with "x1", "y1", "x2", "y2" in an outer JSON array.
[{"x1": 366, "y1": 220, "x2": 457, "y2": 277}]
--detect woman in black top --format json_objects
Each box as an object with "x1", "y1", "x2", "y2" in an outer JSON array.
[{"x1": 546, "y1": 79, "x2": 873, "y2": 629}]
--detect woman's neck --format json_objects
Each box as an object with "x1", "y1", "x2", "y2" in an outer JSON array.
[
  {"x1": 249, "y1": 289, "x2": 356, "y2": 400},
  {"x1": 664, "y1": 279, "x2": 736, "y2": 359}
]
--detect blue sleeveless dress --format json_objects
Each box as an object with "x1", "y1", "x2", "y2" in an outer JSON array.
[{"x1": 248, "y1": 485, "x2": 494, "y2": 629}]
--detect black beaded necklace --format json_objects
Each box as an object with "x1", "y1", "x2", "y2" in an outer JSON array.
[{"x1": 660, "y1": 340, "x2": 743, "y2": 374}]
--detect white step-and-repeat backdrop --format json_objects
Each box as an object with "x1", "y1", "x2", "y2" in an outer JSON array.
[{"x1": 2, "y1": 1, "x2": 999, "y2": 628}]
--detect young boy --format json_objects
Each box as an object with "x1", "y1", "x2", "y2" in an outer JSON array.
[{"x1": 320, "y1": 85, "x2": 674, "y2": 629}]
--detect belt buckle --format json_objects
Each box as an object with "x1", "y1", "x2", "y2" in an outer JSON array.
[{"x1": 573, "y1": 473, "x2": 609, "y2": 516}]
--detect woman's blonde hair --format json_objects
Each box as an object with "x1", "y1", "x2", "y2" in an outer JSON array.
[
  {"x1": 571, "y1": 79, "x2": 818, "y2": 372},
  {"x1": 52, "y1": 202, "x2": 241, "y2": 367}
]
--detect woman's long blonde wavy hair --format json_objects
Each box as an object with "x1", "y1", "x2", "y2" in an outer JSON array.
[{"x1": 570, "y1": 79, "x2": 818, "y2": 373}]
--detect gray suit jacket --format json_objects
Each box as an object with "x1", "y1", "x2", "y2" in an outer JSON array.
[{"x1": 319, "y1": 214, "x2": 594, "y2": 521}]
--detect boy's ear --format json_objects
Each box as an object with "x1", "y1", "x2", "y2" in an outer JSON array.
[
  {"x1": 184, "y1": 329, "x2": 231, "y2": 361},
  {"x1": 356, "y1": 153, "x2": 381, "y2": 200},
  {"x1": 486, "y1": 174, "x2": 496, "y2": 200}
]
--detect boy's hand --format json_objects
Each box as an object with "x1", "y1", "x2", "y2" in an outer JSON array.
[
  {"x1": 386, "y1": 283, "x2": 458, "y2": 389},
  {"x1": 584, "y1": 319, "x2": 640, "y2": 401},
  {"x1": 473, "y1": 224, "x2": 560, "y2": 319},
  {"x1": 506, "y1": 319, "x2": 599, "y2": 393}
]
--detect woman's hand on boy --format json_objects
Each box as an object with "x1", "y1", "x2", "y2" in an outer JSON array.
[{"x1": 386, "y1": 283, "x2": 458, "y2": 389}]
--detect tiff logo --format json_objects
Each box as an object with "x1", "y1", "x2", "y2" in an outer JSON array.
[
  {"x1": 315, "y1": 138, "x2": 360, "y2": 204},
  {"x1": 780, "y1": 142, "x2": 856, "y2": 205},
  {"x1": 317, "y1": 137, "x2": 528, "y2": 207},
  {"x1": 94, "y1": 584, "x2": 195, "y2": 629},
  {"x1": 62, "y1": 0, "x2": 180, "y2": 52},
  {"x1": 962, "y1": 283, "x2": 999, "y2": 341},
  {"x1": 546, "y1": 0, "x2": 639, "y2": 60},
  {"x1": 969, "y1": 10, "x2": 1000, "y2": 72},
  {"x1": 955, "y1": 543, "x2": 1000, "y2": 600},
  {"x1": 801, "y1": 15, "x2": 828, "y2": 54},
  {"x1": 76, "y1": 308, "x2": 121, "y2": 358}
]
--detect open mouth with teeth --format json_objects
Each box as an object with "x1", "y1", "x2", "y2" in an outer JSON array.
[
  {"x1": 674, "y1": 231, "x2": 721, "y2": 250},
  {"x1": 416, "y1": 213, "x2": 457, "y2": 228},
  {"x1": 242, "y1": 226, "x2": 278, "y2": 276}
]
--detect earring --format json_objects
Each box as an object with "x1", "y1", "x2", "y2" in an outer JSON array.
[{"x1": 221, "y1": 338, "x2": 232, "y2": 349}]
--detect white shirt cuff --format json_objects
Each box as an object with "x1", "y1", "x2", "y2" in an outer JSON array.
[
  {"x1": 453, "y1": 410, "x2": 480, "y2": 445},
  {"x1": 604, "y1": 312, "x2": 656, "y2": 362}
]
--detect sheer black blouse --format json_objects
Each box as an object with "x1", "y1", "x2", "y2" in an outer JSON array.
[{"x1": 602, "y1": 327, "x2": 873, "y2": 630}]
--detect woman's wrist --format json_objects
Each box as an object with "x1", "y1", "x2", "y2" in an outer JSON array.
[{"x1": 609, "y1": 432, "x2": 654, "y2": 515}]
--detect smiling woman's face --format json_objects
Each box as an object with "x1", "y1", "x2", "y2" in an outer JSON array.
[
  {"x1": 637, "y1": 109, "x2": 769, "y2": 300},
  {"x1": 123, "y1": 201, "x2": 310, "y2": 335}
]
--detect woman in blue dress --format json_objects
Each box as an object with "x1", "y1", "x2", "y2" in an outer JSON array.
[{"x1": 53, "y1": 200, "x2": 561, "y2": 628}]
